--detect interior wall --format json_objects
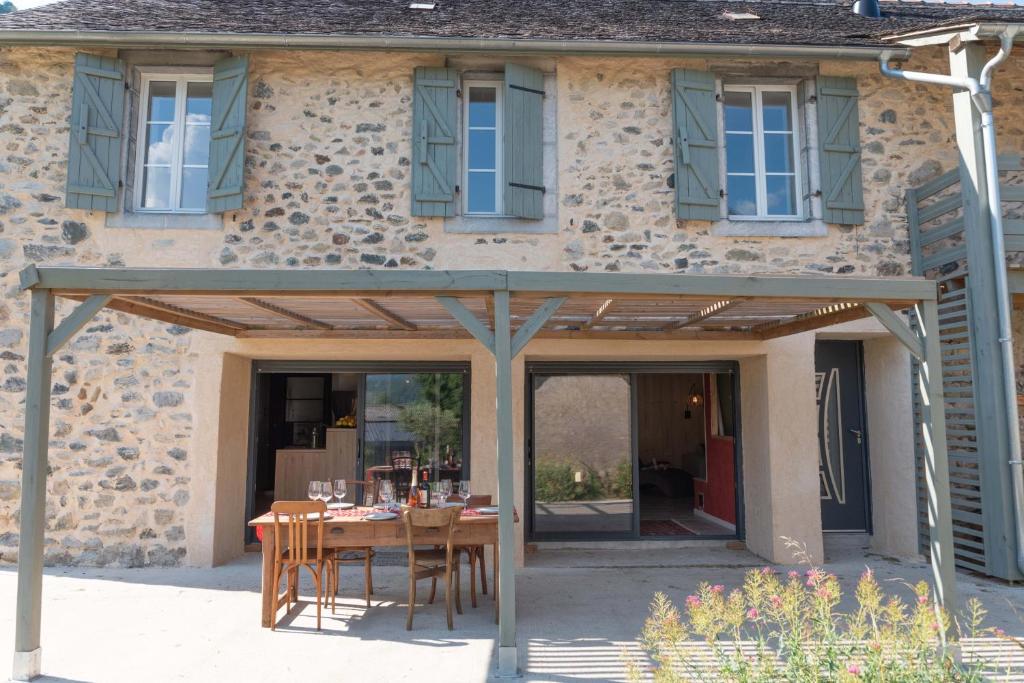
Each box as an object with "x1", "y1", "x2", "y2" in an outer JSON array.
[{"x1": 636, "y1": 373, "x2": 705, "y2": 474}]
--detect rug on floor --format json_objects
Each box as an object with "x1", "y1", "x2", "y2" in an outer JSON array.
[{"x1": 639, "y1": 519, "x2": 694, "y2": 536}]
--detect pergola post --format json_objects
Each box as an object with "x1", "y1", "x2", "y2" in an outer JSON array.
[
  {"x1": 917, "y1": 299, "x2": 957, "y2": 610},
  {"x1": 493, "y1": 289, "x2": 517, "y2": 677},
  {"x1": 13, "y1": 289, "x2": 55, "y2": 682},
  {"x1": 437, "y1": 291, "x2": 565, "y2": 677}
]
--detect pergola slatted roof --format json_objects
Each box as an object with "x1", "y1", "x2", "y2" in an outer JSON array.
[{"x1": 29, "y1": 266, "x2": 935, "y2": 341}]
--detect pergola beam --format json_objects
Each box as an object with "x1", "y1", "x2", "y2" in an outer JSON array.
[
  {"x1": 511, "y1": 297, "x2": 566, "y2": 357},
  {"x1": 864, "y1": 302, "x2": 925, "y2": 360},
  {"x1": 45, "y1": 294, "x2": 111, "y2": 357},
  {"x1": 664, "y1": 297, "x2": 748, "y2": 331},
  {"x1": 507, "y1": 271, "x2": 937, "y2": 302},
  {"x1": 119, "y1": 296, "x2": 247, "y2": 336},
  {"x1": 350, "y1": 297, "x2": 417, "y2": 331},
  {"x1": 21, "y1": 266, "x2": 935, "y2": 303},
  {"x1": 436, "y1": 297, "x2": 495, "y2": 352},
  {"x1": 580, "y1": 298, "x2": 614, "y2": 330},
  {"x1": 238, "y1": 297, "x2": 332, "y2": 330},
  {"x1": 755, "y1": 303, "x2": 867, "y2": 340}
]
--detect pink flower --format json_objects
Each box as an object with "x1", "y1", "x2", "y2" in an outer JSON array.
[
  {"x1": 788, "y1": 571, "x2": 800, "y2": 580},
  {"x1": 918, "y1": 595, "x2": 928, "y2": 605},
  {"x1": 747, "y1": 608, "x2": 759, "y2": 619},
  {"x1": 711, "y1": 584, "x2": 725, "y2": 594},
  {"x1": 847, "y1": 664, "x2": 861, "y2": 675},
  {"x1": 761, "y1": 566, "x2": 774, "y2": 575},
  {"x1": 769, "y1": 595, "x2": 783, "y2": 607},
  {"x1": 686, "y1": 595, "x2": 701, "y2": 608},
  {"x1": 996, "y1": 628, "x2": 1006, "y2": 637}
]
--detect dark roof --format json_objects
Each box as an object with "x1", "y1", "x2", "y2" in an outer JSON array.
[{"x1": 0, "y1": 0, "x2": 1021, "y2": 49}]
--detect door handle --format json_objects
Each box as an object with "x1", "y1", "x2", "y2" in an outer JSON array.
[{"x1": 848, "y1": 428, "x2": 863, "y2": 445}]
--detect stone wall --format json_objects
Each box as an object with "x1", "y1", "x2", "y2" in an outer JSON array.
[{"x1": 1, "y1": 43, "x2": 1022, "y2": 566}]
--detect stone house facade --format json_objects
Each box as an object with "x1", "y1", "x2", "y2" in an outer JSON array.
[{"x1": 1, "y1": 1, "x2": 1024, "y2": 572}]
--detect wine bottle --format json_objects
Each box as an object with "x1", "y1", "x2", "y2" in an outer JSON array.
[
  {"x1": 408, "y1": 464, "x2": 419, "y2": 507},
  {"x1": 418, "y1": 469, "x2": 431, "y2": 508}
]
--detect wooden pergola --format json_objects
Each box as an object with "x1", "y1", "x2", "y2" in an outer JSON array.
[{"x1": 13, "y1": 265, "x2": 953, "y2": 680}]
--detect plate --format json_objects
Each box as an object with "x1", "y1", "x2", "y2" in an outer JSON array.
[
  {"x1": 438, "y1": 501, "x2": 465, "y2": 509},
  {"x1": 475, "y1": 506, "x2": 499, "y2": 515},
  {"x1": 364, "y1": 511, "x2": 398, "y2": 521},
  {"x1": 327, "y1": 502, "x2": 354, "y2": 510}
]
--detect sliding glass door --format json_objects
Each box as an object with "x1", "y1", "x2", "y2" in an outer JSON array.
[
  {"x1": 530, "y1": 373, "x2": 635, "y2": 537},
  {"x1": 527, "y1": 362, "x2": 743, "y2": 542},
  {"x1": 363, "y1": 372, "x2": 466, "y2": 480}
]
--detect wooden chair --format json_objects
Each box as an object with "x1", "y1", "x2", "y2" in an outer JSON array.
[
  {"x1": 402, "y1": 506, "x2": 463, "y2": 630},
  {"x1": 454, "y1": 494, "x2": 491, "y2": 608},
  {"x1": 326, "y1": 479, "x2": 376, "y2": 611},
  {"x1": 270, "y1": 500, "x2": 328, "y2": 630},
  {"x1": 390, "y1": 452, "x2": 416, "y2": 500}
]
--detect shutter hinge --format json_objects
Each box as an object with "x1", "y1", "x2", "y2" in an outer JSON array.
[
  {"x1": 118, "y1": 180, "x2": 124, "y2": 188},
  {"x1": 813, "y1": 189, "x2": 822, "y2": 197},
  {"x1": 456, "y1": 88, "x2": 462, "y2": 98},
  {"x1": 719, "y1": 189, "x2": 725, "y2": 198},
  {"x1": 509, "y1": 181, "x2": 546, "y2": 193},
  {"x1": 454, "y1": 184, "x2": 460, "y2": 194},
  {"x1": 715, "y1": 93, "x2": 722, "y2": 102},
  {"x1": 808, "y1": 95, "x2": 817, "y2": 104}
]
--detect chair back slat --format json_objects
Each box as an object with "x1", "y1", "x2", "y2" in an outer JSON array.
[
  {"x1": 271, "y1": 500, "x2": 326, "y2": 564},
  {"x1": 401, "y1": 506, "x2": 460, "y2": 566}
]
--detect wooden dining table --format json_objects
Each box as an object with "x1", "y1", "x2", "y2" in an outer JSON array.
[{"x1": 248, "y1": 505, "x2": 516, "y2": 628}]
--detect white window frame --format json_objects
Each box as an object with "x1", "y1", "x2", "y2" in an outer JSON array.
[
  {"x1": 134, "y1": 69, "x2": 213, "y2": 214},
  {"x1": 461, "y1": 79, "x2": 504, "y2": 217},
  {"x1": 723, "y1": 84, "x2": 802, "y2": 221}
]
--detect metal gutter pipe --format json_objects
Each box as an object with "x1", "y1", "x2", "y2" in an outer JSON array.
[
  {"x1": 0, "y1": 29, "x2": 911, "y2": 60},
  {"x1": 881, "y1": 28, "x2": 1024, "y2": 578}
]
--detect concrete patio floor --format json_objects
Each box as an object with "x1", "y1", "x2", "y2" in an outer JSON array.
[{"x1": 2, "y1": 537, "x2": 1023, "y2": 682}]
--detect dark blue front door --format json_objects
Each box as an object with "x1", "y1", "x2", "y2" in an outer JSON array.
[{"x1": 815, "y1": 340, "x2": 871, "y2": 532}]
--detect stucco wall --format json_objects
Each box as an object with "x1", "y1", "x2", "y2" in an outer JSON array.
[{"x1": 0, "y1": 43, "x2": 1017, "y2": 566}]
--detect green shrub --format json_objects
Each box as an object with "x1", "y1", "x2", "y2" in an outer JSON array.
[
  {"x1": 534, "y1": 459, "x2": 632, "y2": 502},
  {"x1": 629, "y1": 540, "x2": 1007, "y2": 682}
]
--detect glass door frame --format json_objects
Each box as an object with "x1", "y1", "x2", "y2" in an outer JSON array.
[
  {"x1": 244, "y1": 360, "x2": 471, "y2": 542},
  {"x1": 525, "y1": 361, "x2": 744, "y2": 543}
]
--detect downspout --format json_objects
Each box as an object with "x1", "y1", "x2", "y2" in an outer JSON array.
[{"x1": 881, "y1": 28, "x2": 1024, "y2": 577}]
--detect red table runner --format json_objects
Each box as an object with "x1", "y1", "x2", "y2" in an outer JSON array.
[{"x1": 253, "y1": 505, "x2": 493, "y2": 541}]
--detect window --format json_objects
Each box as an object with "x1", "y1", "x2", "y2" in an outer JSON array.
[
  {"x1": 723, "y1": 85, "x2": 801, "y2": 220},
  {"x1": 462, "y1": 81, "x2": 503, "y2": 215},
  {"x1": 135, "y1": 73, "x2": 212, "y2": 213}
]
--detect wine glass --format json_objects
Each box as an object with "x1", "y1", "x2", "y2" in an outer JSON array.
[
  {"x1": 440, "y1": 479, "x2": 452, "y2": 502},
  {"x1": 319, "y1": 481, "x2": 333, "y2": 505},
  {"x1": 458, "y1": 480, "x2": 470, "y2": 504},
  {"x1": 308, "y1": 480, "x2": 320, "y2": 502},
  {"x1": 379, "y1": 480, "x2": 394, "y2": 510},
  {"x1": 334, "y1": 479, "x2": 347, "y2": 505}
]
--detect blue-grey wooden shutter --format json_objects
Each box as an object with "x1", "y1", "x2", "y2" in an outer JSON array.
[
  {"x1": 503, "y1": 63, "x2": 545, "y2": 220},
  {"x1": 672, "y1": 69, "x2": 720, "y2": 221},
  {"x1": 65, "y1": 53, "x2": 125, "y2": 212},
  {"x1": 207, "y1": 55, "x2": 249, "y2": 213},
  {"x1": 816, "y1": 76, "x2": 864, "y2": 225},
  {"x1": 411, "y1": 67, "x2": 457, "y2": 217}
]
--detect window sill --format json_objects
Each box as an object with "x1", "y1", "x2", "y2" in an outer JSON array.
[
  {"x1": 444, "y1": 214, "x2": 556, "y2": 235},
  {"x1": 105, "y1": 212, "x2": 222, "y2": 230},
  {"x1": 710, "y1": 218, "x2": 827, "y2": 238}
]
